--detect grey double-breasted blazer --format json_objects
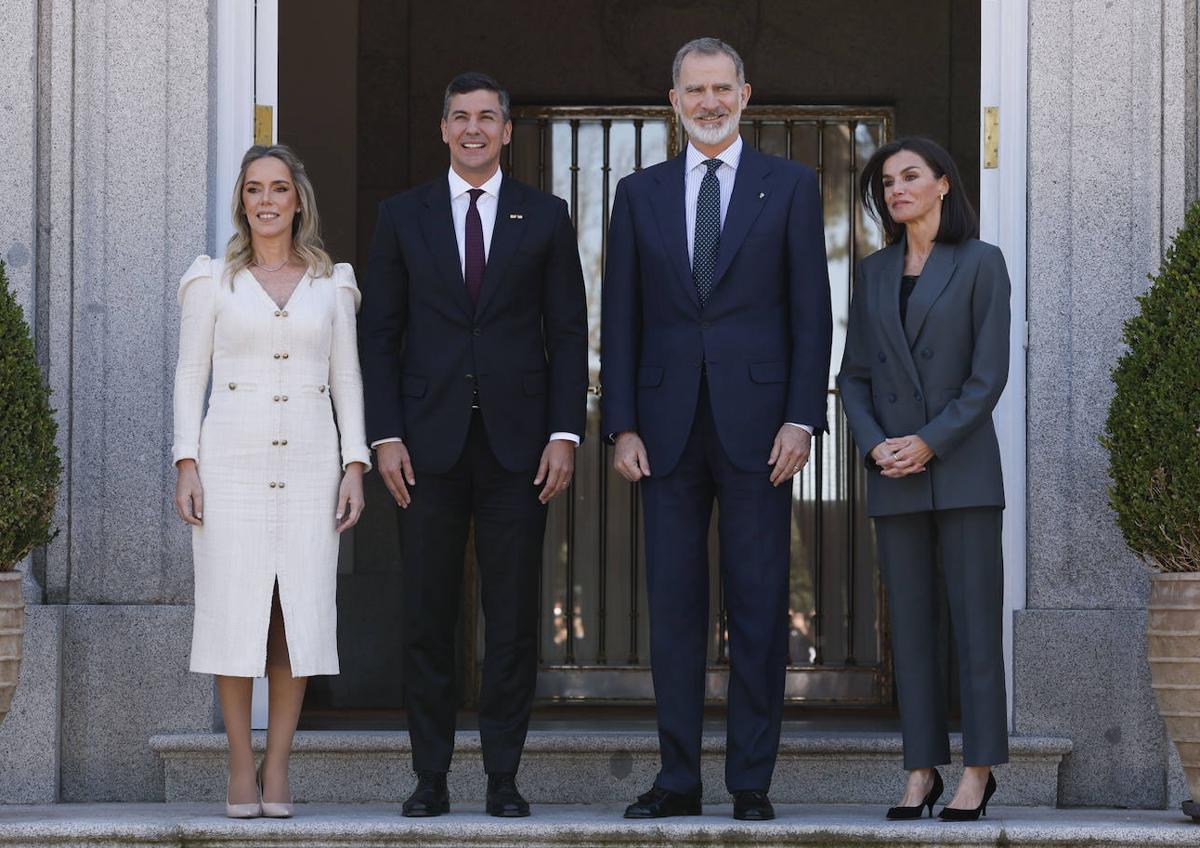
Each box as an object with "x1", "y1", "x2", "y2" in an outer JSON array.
[{"x1": 837, "y1": 237, "x2": 1011, "y2": 517}]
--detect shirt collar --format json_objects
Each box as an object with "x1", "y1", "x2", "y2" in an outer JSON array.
[
  {"x1": 686, "y1": 133, "x2": 743, "y2": 174},
  {"x1": 448, "y1": 166, "x2": 503, "y2": 200}
]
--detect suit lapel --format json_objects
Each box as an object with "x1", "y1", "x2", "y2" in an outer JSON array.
[
  {"x1": 474, "y1": 177, "x2": 527, "y2": 319},
  {"x1": 712, "y1": 145, "x2": 770, "y2": 287},
  {"x1": 419, "y1": 180, "x2": 473, "y2": 317},
  {"x1": 872, "y1": 240, "x2": 921, "y2": 388},
  {"x1": 904, "y1": 241, "x2": 958, "y2": 346},
  {"x1": 648, "y1": 154, "x2": 697, "y2": 308}
]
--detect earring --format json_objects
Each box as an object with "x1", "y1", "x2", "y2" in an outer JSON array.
[{"x1": 938, "y1": 193, "x2": 945, "y2": 202}]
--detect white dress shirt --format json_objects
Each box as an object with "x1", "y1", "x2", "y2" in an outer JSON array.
[
  {"x1": 681, "y1": 138, "x2": 813, "y2": 438},
  {"x1": 685, "y1": 135, "x2": 742, "y2": 266},
  {"x1": 372, "y1": 165, "x2": 579, "y2": 449}
]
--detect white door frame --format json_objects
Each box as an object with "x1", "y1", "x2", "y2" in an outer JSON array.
[
  {"x1": 214, "y1": 0, "x2": 278, "y2": 730},
  {"x1": 216, "y1": 1, "x2": 1031, "y2": 729},
  {"x1": 979, "y1": 0, "x2": 1029, "y2": 728}
]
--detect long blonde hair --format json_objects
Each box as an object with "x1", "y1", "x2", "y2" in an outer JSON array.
[{"x1": 224, "y1": 144, "x2": 333, "y2": 282}]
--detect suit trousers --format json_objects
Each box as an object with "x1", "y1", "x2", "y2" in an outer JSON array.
[
  {"x1": 874, "y1": 507, "x2": 1009, "y2": 769},
  {"x1": 640, "y1": 381, "x2": 792, "y2": 794},
  {"x1": 401, "y1": 411, "x2": 547, "y2": 775}
]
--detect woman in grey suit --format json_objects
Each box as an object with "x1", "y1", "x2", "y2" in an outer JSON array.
[{"x1": 838, "y1": 137, "x2": 1010, "y2": 822}]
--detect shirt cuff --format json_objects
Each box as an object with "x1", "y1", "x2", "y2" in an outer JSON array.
[
  {"x1": 549, "y1": 432, "x2": 581, "y2": 445},
  {"x1": 371, "y1": 437, "x2": 402, "y2": 448},
  {"x1": 786, "y1": 423, "x2": 815, "y2": 435}
]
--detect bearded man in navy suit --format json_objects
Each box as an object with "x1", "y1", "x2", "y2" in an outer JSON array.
[{"x1": 601, "y1": 38, "x2": 832, "y2": 821}]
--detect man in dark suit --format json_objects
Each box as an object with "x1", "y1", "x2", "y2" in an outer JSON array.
[
  {"x1": 601, "y1": 38, "x2": 832, "y2": 821},
  {"x1": 359, "y1": 72, "x2": 588, "y2": 818}
]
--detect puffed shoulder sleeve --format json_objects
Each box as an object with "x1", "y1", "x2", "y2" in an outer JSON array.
[
  {"x1": 329, "y1": 262, "x2": 371, "y2": 470},
  {"x1": 172, "y1": 255, "x2": 218, "y2": 466},
  {"x1": 178, "y1": 255, "x2": 214, "y2": 304},
  {"x1": 333, "y1": 262, "x2": 362, "y2": 312}
]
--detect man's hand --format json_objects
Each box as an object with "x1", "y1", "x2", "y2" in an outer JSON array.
[
  {"x1": 535, "y1": 439, "x2": 576, "y2": 504},
  {"x1": 376, "y1": 441, "x2": 415, "y2": 508},
  {"x1": 873, "y1": 435, "x2": 932, "y2": 478},
  {"x1": 768, "y1": 425, "x2": 812, "y2": 487},
  {"x1": 613, "y1": 431, "x2": 651, "y2": 482}
]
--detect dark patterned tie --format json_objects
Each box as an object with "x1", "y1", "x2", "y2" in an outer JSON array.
[
  {"x1": 692, "y1": 159, "x2": 722, "y2": 307},
  {"x1": 465, "y1": 188, "x2": 485, "y2": 307}
]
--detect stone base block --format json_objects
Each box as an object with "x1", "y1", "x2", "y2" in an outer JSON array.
[
  {"x1": 1014, "y1": 608, "x2": 1169, "y2": 808},
  {"x1": 152, "y1": 730, "x2": 1069, "y2": 806},
  {"x1": 61, "y1": 606, "x2": 215, "y2": 801},
  {"x1": 0, "y1": 606, "x2": 63, "y2": 803}
]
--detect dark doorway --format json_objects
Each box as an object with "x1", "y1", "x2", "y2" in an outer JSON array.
[{"x1": 280, "y1": 0, "x2": 980, "y2": 723}]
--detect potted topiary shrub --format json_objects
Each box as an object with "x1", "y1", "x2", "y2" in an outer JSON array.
[
  {"x1": 0, "y1": 260, "x2": 60, "y2": 730},
  {"x1": 1103, "y1": 201, "x2": 1200, "y2": 821}
]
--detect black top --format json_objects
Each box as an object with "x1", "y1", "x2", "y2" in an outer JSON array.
[{"x1": 900, "y1": 274, "x2": 919, "y2": 325}]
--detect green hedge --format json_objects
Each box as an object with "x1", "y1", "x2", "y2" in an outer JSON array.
[
  {"x1": 0, "y1": 261, "x2": 60, "y2": 571},
  {"x1": 1103, "y1": 202, "x2": 1200, "y2": 572}
]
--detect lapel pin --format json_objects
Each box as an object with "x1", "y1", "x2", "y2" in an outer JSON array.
[
  {"x1": 758, "y1": 192, "x2": 766, "y2": 200},
  {"x1": 509, "y1": 213, "x2": 524, "y2": 220}
]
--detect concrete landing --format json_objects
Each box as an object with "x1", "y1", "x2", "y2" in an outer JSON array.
[
  {"x1": 151, "y1": 730, "x2": 1072, "y2": 807},
  {"x1": 0, "y1": 803, "x2": 1196, "y2": 848}
]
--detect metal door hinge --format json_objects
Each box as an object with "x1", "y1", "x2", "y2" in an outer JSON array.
[
  {"x1": 254, "y1": 104, "x2": 273, "y2": 146},
  {"x1": 984, "y1": 106, "x2": 999, "y2": 169}
]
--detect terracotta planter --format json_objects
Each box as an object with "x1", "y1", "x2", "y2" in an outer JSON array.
[
  {"x1": 0, "y1": 571, "x2": 24, "y2": 730},
  {"x1": 1148, "y1": 572, "x2": 1200, "y2": 818}
]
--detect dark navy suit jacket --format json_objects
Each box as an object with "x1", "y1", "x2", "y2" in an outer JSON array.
[
  {"x1": 601, "y1": 145, "x2": 833, "y2": 476},
  {"x1": 359, "y1": 175, "x2": 588, "y2": 474}
]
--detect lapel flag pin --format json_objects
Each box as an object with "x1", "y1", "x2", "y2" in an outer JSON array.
[
  {"x1": 509, "y1": 213, "x2": 524, "y2": 220},
  {"x1": 758, "y1": 192, "x2": 765, "y2": 199}
]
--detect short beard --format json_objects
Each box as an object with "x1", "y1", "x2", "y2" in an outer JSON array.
[{"x1": 678, "y1": 104, "x2": 742, "y2": 148}]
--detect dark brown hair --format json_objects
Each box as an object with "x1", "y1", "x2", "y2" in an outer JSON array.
[{"x1": 859, "y1": 137, "x2": 978, "y2": 245}]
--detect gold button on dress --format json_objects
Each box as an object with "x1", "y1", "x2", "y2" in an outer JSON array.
[{"x1": 171, "y1": 256, "x2": 370, "y2": 678}]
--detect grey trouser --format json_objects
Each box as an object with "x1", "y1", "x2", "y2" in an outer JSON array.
[{"x1": 874, "y1": 507, "x2": 1009, "y2": 769}]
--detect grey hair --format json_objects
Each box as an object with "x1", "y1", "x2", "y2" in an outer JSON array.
[{"x1": 671, "y1": 37, "x2": 746, "y2": 88}]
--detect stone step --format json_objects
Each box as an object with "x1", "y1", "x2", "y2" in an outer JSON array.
[
  {"x1": 0, "y1": 803, "x2": 1197, "y2": 848},
  {"x1": 150, "y1": 730, "x2": 1071, "y2": 807}
]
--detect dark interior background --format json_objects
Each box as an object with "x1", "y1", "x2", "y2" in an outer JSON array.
[{"x1": 279, "y1": 0, "x2": 980, "y2": 718}]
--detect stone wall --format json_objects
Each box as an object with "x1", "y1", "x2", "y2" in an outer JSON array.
[
  {"x1": 0, "y1": 0, "x2": 220, "y2": 802},
  {"x1": 1019, "y1": 0, "x2": 1198, "y2": 807}
]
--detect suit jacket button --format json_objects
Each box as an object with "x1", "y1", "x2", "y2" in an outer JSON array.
[
  {"x1": 473, "y1": 327, "x2": 481, "y2": 336},
  {"x1": 701, "y1": 321, "x2": 711, "y2": 330},
  {"x1": 228, "y1": 382, "x2": 237, "y2": 390},
  {"x1": 914, "y1": 391, "x2": 922, "y2": 401},
  {"x1": 465, "y1": 373, "x2": 474, "y2": 381},
  {"x1": 273, "y1": 395, "x2": 281, "y2": 402},
  {"x1": 273, "y1": 354, "x2": 281, "y2": 359},
  {"x1": 887, "y1": 392, "x2": 897, "y2": 403},
  {"x1": 274, "y1": 310, "x2": 281, "y2": 317},
  {"x1": 921, "y1": 348, "x2": 933, "y2": 360},
  {"x1": 278, "y1": 482, "x2": 286, "y2": 489},
  {"x1": 877, "y1": 352, "x2": 886, "y2": 362},
  {"x1": 269, "y1": 482, "x2": 277, "y2": 488}
]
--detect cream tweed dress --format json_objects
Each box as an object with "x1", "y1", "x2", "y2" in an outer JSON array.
[{"x1": 172, "y1": 255, "x2": 370, "y2": 677}]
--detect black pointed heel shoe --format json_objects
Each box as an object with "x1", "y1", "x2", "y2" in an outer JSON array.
[
  {"x1": 938, "y1": 772, "x2": 997, "y2": 822},
  {"x1": 886, "y1": 769, "x2": 943, "y2": 820}
]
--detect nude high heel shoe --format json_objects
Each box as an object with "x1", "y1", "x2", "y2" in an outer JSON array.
[
  {"x1": 225, "y1": 775, "x2": 262, "y2": 819},
  {"x1": 258, "y1": 765, "x2": 294, "y2": 818}
]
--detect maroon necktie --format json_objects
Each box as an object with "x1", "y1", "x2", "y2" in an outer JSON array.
[{"x1": 465, "y1": 188, "x2": 485, "y2": 307}]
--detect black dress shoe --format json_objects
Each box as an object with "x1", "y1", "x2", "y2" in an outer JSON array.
[
  {"x1": 623, "y1": 785, "x2": 703, "y2": 819},
  {"x1": 402, "y1": 772, "x2": 449, "y2": 817},
  {"x1": 486, "y1": 773, "x2": 530, "y2": 817},
  {"x1": 732, "y1": 790, "x2": 775, "y2": 821},
  {"x1": 938, "y1": 772, "x2": 997, "y2": 822},
  {"x1": 887, "y1": 769, "x2": 944, "y2": 820}
]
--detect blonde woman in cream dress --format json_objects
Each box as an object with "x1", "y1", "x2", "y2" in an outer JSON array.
[{"x1": 172, "y1": 145, "x2": 370, "y2": 818}]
